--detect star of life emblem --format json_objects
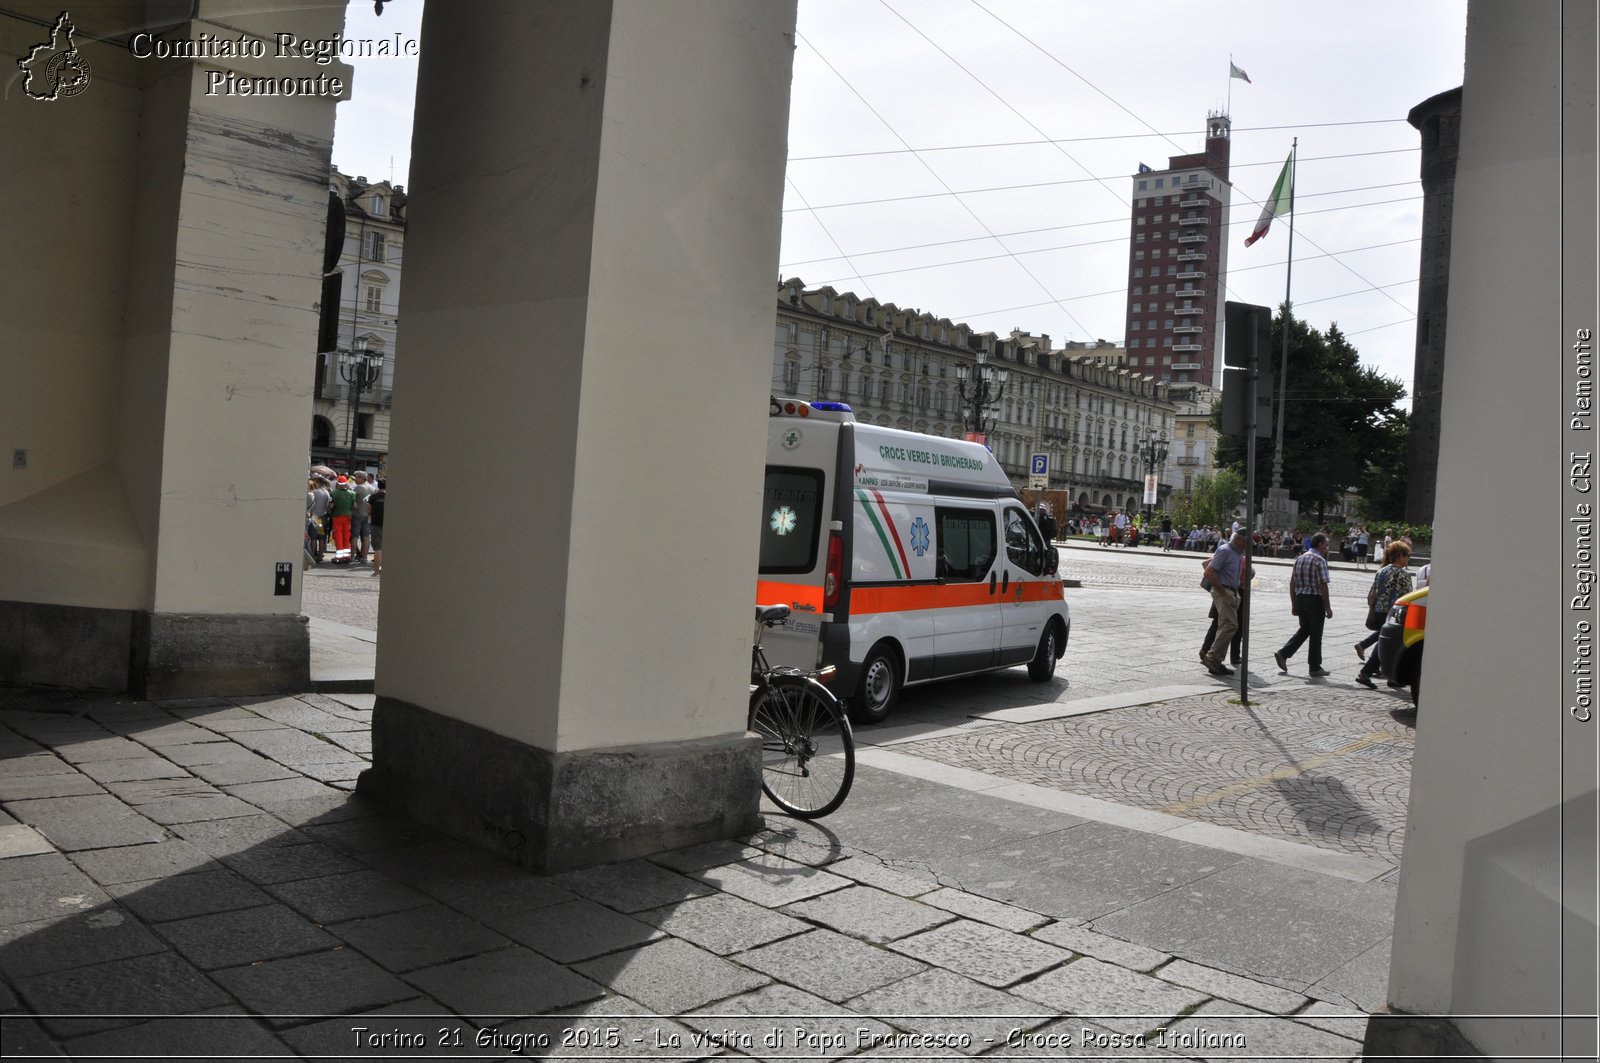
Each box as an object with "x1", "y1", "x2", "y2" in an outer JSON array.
[{"x1": 769, "y1": 506, "x2": 797, "y2": 536}]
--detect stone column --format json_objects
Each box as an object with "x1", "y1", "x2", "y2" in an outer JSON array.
[
  {"x1": 1, "y1": 1, "x2": 349, "y2": 695},
  {"x1": 359, "y1": 0, "x2": 797, "y2": 872}
]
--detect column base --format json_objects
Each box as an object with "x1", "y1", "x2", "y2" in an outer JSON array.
[
  {"x1": 357, "y1": 696, "x2": 763, "y2": 873},
  {"x1": 130, "y1": 613, "x2": 310, "y2": 699},
  {"x1": 1361, "y1": 1010, "x2": 1482, "y2": 1061}
]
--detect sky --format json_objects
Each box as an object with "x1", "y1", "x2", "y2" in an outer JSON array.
[{"x1": 331, "y1": 0, "x2": 1470, "y2": 407}]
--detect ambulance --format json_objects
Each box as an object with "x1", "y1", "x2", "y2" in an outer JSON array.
[{"x1": 757, "y1": 397, "x2": 1069, "y2": 724}]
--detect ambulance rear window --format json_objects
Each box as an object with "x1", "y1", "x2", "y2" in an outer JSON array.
[{"x1": 760, "y1": 467, "x2": 824, "y2": 572}]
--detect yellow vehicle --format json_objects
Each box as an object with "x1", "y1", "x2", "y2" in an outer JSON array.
[{"x1": 1376, "y1": 586, "x2": 1428, "y2": 708}]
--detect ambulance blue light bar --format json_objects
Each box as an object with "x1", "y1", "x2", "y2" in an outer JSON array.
[{"x1": 811, "y1": 402, "x2": 853, "y2": 412}]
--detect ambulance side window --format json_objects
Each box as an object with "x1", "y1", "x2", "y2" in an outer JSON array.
[
  {"x1": 1004, "y1": 507, "x2": 1047, "y2": 576},
  {"x1": 935, "y1": 507, "x2": 996, "y2": 582}
]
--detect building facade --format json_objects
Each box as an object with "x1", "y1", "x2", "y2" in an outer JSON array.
[
  {"x1": 1122, "y1": 114, "x2": 1234, "y2": 389},
  {"x1": 1165, "y1": 382, "x2": 1221, "y2": 496},
  {"x1": 311, "y1": 168, "x2": 407, "y2": 472},
  {"x1": 775, "y1": 278, "x2": 1176, "y2": 515}
]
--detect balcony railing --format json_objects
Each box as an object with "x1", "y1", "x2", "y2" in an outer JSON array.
[
  {"x1": 1178, "y1": 215, "x2": 1208, "y2": 225},
  {"x1": 1179, "y1": 197, "x2": 1207, "y2": 209},
  {"x1": 1173, "y1": 347, "x2": 1203, "y2": 355},
  {"x1": 1177, "y1": 252, "x2": 1206, "y2": 262},
  {"x1": 1177, "y1": 233, "x2": 1209, "y2": 243},
  {"x1": 1177, "y1": 270, "x2": 1205, "y2": 280},
  {"x1": 1175, "y1": 307, "x2": 1204, "y2": 316},
  {"x1": 1173, "y1": 325, "x2": 1203, "y2": 334}
]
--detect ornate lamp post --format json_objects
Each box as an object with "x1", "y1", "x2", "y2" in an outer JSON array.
[
  {"x1": 1140, "y1": 430, "x2": 1169, "y2": 525},
  {"x1": 339, "y1": 339, "x2": 385, "y2": 471},
  {"x1": 955, "y1": 350, "x2": 1009, "y2": 444}
]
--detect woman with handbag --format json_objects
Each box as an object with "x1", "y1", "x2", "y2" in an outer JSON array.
[{"x1": 1355, "y1": 541, "x2": 1414, "y2": 687}]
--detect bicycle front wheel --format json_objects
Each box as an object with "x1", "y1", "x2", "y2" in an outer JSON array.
[{"x1": 749, "y1": 675, "x2": 855, "y2": 818}]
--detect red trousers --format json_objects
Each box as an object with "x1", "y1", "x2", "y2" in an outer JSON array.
[{"x1": 330, "y1": 515, "x2": 352, "y2": 553}]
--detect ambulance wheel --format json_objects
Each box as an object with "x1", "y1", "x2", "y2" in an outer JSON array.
[
  {"x1": 1027, "y1": 623, "x2": 1060, "y2": 682},
  {"x1": 850, "y1": 643, "x2": 901, "y2": 725}
]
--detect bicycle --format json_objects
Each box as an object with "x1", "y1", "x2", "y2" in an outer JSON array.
[{"x1": 749, "y1": 604, "x2": 855, "y2": 818}]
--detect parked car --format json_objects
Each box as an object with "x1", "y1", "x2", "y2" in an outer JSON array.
[{"x1": 1377, "y1": 586, "x2": 1428, "y2": 708}]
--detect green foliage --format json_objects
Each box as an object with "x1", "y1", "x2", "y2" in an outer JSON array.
[
  {"x1": 1213, "y1": 306, "x2": 1408, "y2": 521},
  {"x1": 1179, "y1": 470, "x2": 1245, "y2": 529}
]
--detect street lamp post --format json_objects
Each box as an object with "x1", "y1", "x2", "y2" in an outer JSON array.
[
  {"x1": 955, "y1": 350, "x2": 1009, "y2": 444},
  {"x1": 1140, "y1": 431, "x2": 1169, "y2": 526},
  {"x1": 339, "y1": 340, "x2": 385, "y2": 472}
]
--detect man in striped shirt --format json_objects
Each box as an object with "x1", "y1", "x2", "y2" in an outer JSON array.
[{"x1": 1274, "y1": 532, "x2": 1334, "y2": 677}]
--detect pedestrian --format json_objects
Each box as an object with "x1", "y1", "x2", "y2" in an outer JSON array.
[
  {"x1": 1355, "y1": 541, "x2": 1415, "y2": 688},
  {"x1": 1200, "y1": 526, "x2": 1249, "y2": 676},
  {"x1": 1160, "y1": 513, "x2": 1173, "y2": 552},
  {"x1": 1274, "y1": 532, "x2": 1334, "y2": 677},
  {"x1": 328, "y1": 474, "x2": 357, "y2": 563},
  {"x1": 308, "y1": 476, "x2": 331, "y2": 561},
  {"x1": 351, "y1": 471, "x2": 376, "y2": 563},
  {"x1": 1036, "y1": 502, "x2": 1058, "y2": 543},
  {"x1": 367, "y1": 477, "x2": 385, "y2": 576},
  {"x1": 1354, "y1": 526, "x2": 1370, "y2": 570}
]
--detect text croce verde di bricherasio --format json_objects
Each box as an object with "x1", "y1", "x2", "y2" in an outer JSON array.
[{"x1": 876, "y1": 444, "x2": 985, "y2": 471}]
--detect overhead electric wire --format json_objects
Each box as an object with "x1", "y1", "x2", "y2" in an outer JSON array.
[
  {"x1": 793, "y1": 28, "x2": 1097, "y2": 339},
  {"x1": 784, "y1": 177, "x2": 879, "y2": 303},
  {"x1": 780, "y1": 183, "x2": 1421, "y2": 269},
  {"x1": 788, "y1": 119, "x2": 1413, "y2": 163}
]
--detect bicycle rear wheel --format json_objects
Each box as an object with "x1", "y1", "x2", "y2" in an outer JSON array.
[{"x1": 749, "y1": 675, "x2": 854, "y2": 818}]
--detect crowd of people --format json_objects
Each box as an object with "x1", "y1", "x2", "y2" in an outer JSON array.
[{"x1": 305, "y1": 470, "x2": 385, "y2": 575}]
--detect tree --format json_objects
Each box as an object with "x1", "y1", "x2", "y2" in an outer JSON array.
[
  {"x1": 1181, "y1": 470, "x2": 1245, "y2": 529},
  {"x1": 1357, "y1": 409, "x2": 1410, "y2": 521},
  {"x1": 1214, "y1": 306, "x2": 1407, "y2": 521}
]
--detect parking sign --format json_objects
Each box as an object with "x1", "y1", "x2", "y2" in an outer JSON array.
[{"x1": 1029, "y1": 452, "x2": 1048, "y2": 489}]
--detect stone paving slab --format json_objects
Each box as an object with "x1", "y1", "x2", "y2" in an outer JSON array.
[
  {"x1": 0, "y1": 909, "x2": 168, "y2": 980},
  {"x1": 693, "y1": 855, "x2": 851, "y2": 908},
  {"x1": 265, "y1": 868, "x2": 430, "y2": 923},
  {"x1": 0, "y1": 871, "x2": 109, "y2": 927},
  {"x1": 887, "y1": 919, "x2": 1071, "y2": 988},
  {"x1": 404, "y1": 945, "x2": 603, "y2": 1019},
  {"x1": 0, "y1": 771, "x2": 105, "y2": 802},
  {"x1": 821, "y1": 855, "x2": 941, "y2": 897},
  {"x1": 152, "y1": 902, "x2": 339, "y2": 970},
  {"x1": 575, "y1": 937, "x2": 772, "y2": 1014},
  {"x1": 501, "y1": 897, "x2": 666, "y2": 963},
  {"x1": 104, "y1": 868, "x2": 274, "y2": 923},
  {"x1": 845, "y1": 967, "x2": 1053, "y2": 1053},
  {"x1": 1160, "y1": 998, "x2": 1363, "y2": 1060},
  {"x1": 210, "y1": 947, "x2": 415, "y2": 1026},
  {"x1": 0, "y1": 825, "x2": 54, "y2": 860},
  {"x1": 915, "y1": 886, "x2": 1050, "y2": 932},
  {"x1": 277, "y1": 995, "x2": 475, "y2": 1059},
  {"x1": 1155, "y1": 957, "x2": 1308, "y2": 1014},
  {"x1": 682, "y1": 982, "x2": 898, "y2": 1058},
  {"x1": 734, "y1": 927, "x2": 924, "y2": 1002},
  {"x1": 1029, "y1": 921, "x2": 1171, "y2": 973},
  {"x1": 76, "y1": 755, "x2": 193, "y2": 783},
  {"x1": 1010, "y1": 956, "x2": 1209, "y2": 1038},
  {"x1": 781, "y1": 884, "x2": 957, "y2": 943},
  {"x1": 0, "y1": 754, "x2": 79, "y2": 779},
  {"x1": 6, "y1": 794, "x2": 167, "y2": 851},
  {"x1": 329, "y1": 903, "x2": 511, "y2": 973},
  {"x1": 634, "y1": 892, "x2": 811, "y2": 956},
  {"x1": 66, "y1": 839, "x2": 218, "y2": 885},
  {"x1": 60, "y1": 1012, "x2": 292, "y2": 1059},
  {"x1": 15, "y1": 950, "x2": 233, "y2": 1038}
]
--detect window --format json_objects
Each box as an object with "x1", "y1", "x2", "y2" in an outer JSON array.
[
  {"x1": 1136, "y1": 233, "x2": 1145, "y2": 243},
  {"x1": 371, "y1": 195, "x2": 384, "y2": 214},
  {"x1": 364, "y1": 285, "x2": 384, "y2": 313},
  {"x1": 1134, "y1": 251, "x2": 1144, "y2": 260},
  {"x1": 1131, "y1": 303, "x2": 1142, "y2": 313},
  {"x1": 937, "y1": 507, "x2": 997, "y2": 581},
  {"x1": 1134, "y1": 267, "x2": 1143, "y2": 277},
  {"x1": 1154, "y1": 178, "x2": 1164, "y2": 187},
  {"x1": 760, "y1": 467, "x2": 826, "y2": 573},
  {"x1": 368, "y1": 231, "x2": 385, "y2": 261},
  {"x1": 1152, "y1": 195, "x2": 1163, "y2": 205},
  {"x1": 1152, "y1": 250, "x2": 1162, "y2": 259},
  {"x1": 1005, "y1": 507, "x2": 1048, "y2": 576},
  {"x1": 1137, "y1": 180, "x2": 1148, "y2": 191}
]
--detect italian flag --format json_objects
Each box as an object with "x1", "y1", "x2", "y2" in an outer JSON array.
[
  {"x1": 1229, "y1": 62, "x2": 1251, "y2": 83},
  {"x1": 1244, "y1": 152, "x2": 1293, "y2": 247}
]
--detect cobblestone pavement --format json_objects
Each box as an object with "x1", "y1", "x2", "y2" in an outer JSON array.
[
  {"x1": 889, "y1": 688, "x2": 1412, "y2": 864},
  {"x1": 301, "y1": 560, "x2": 382, "y2": 631}
]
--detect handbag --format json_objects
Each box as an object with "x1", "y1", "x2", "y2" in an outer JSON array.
[{"x1": 1365, "y1": 606, "x2": 1386, "y2": 631}]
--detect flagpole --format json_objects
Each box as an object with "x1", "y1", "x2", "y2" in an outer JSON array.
[
  {"x1": 1270, "y1": 138, "x2": 1297, "y2": 491},
  {"x1": 1227, "y1": 55, "x2": 1233, "y2": 114}
]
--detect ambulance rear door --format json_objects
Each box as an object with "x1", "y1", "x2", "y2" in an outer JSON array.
[{"x1": 757, "y1": 420, "x2": 840, "y2": 672}]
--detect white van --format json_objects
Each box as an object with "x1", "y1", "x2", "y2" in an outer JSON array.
[{"x1": 757, "y1": 397, "x2": 1069, "y2": 724}]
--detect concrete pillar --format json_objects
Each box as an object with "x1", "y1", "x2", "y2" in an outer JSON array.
[
  {"x1": 1, "y1": 2, "x2": 349, "y2": 695},
  {"x1": 1368, "y1": 2, "x2": 1597, "y2": 1058},
  {"x1": 358, "y1": 1, "x2": 797, "y2": 872}
]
